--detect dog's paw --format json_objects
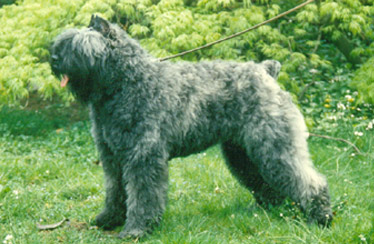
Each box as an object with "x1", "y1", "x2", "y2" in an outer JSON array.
[
  {"x1": 95, "y1": 210, "x2": 126, "y2": 230},
  {"x1": 308, "y1": 208, "x2": 333, "y2": 228},
  {"x1": 307, "y1": 188, "x2": 333, "y2": 228},
  {"x1": 118, "y1": 228, "x2": 146, "y2": 239}
]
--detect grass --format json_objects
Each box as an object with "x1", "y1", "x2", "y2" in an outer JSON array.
[{"x1": 0, "y1": 104, "x2": 373, "y2": 244}]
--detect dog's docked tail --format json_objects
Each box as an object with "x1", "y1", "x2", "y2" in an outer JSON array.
[{"x1": 261, "y1": 60, "x2": 281, "y2": 80}]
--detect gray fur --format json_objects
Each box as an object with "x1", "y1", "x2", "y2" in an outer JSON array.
[{"x1": 50, "y1": 15, "x2": 332, "y2": 238}]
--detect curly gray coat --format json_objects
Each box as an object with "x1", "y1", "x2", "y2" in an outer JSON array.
[{"x1": 50, "y1": 15, "x2": 332, "y2": 238}]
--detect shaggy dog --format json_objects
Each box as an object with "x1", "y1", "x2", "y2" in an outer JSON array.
[{"x1": 50, "y1": 15, "x2": 332, "y2": 238}]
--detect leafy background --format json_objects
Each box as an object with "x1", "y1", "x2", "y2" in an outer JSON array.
[
  {"x1": 1, "y1": 0, "x2": 374, "y2": 127},
  {"x1": 0, "y1": 1, "x2": 372, "y2": 96}
]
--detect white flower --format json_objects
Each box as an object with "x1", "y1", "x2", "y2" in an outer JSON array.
[
  {"x1": 309, "y1": 69, "x2": 318, "y2": 74},
  {"x1": 337, "y1": 102, "x2": 346, "y2": 110},
  {"x1": 3, "y1": 234, "x2": 13, "y2": 244},
  {"x1": 354, "y1": 131, "x2": 363, "y2": 137},
  {"x1": 359, "y1": 234, "x2": 366, "y2": 242},
  {"x1": 327, "y1": 115, "x2": 337, "y2": 121},
  {"x1": 367, "y1": 121, "x2": 373, "y2": 130},
  {"x1": 345, "y1": 95, "x2": 355, "y2": 102}
]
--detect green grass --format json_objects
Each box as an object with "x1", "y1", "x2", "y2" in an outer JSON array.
[{"x1": 0, "y1": 105, "x2": 373, "y2": 244}]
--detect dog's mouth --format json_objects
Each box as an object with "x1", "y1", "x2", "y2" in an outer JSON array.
[{"x1": 60, "y1": 74, "x2": 69, "y2": 87}]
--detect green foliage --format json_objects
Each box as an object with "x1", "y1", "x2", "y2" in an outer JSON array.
[
  {"x1": 0, "y1": 0, "x2": 374, "y2": 110},
  {"x1": 0, "y1": 0, "x2": 14, "y2": 7},
  {"x1": 351, "y1": 58, "x2": 374, "y2": 104},
  {"x1": 0, "y1": 0, "x2": 86, "y2": 105},
  {"x1": 0, "y1": 0, "x2": 14, "y2": 6}
]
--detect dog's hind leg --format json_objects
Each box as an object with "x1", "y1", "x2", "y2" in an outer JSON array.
[
  {"x1": 241, "y1": 98, "x2": 333, "y2": 226},
  {"x1": 221, "y1": 141, "x2": 286, "y2": 207}
]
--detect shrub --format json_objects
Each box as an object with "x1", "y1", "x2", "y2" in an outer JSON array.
[{"x1": 0, "y1": 0, "x2": 373, "y2": 108}]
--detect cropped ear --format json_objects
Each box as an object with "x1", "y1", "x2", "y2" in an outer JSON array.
[{"x1": 89, "y1": 15, "x2": 111, "y2": 36}]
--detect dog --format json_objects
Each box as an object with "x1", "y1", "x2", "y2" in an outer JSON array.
[{"x1": 50, "y1": 15, "x2": 333, "y2": 238}]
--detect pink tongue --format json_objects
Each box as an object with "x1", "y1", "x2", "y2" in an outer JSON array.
[{"x1": 60, "y1": 75, "x2": 69, "y2": 87}]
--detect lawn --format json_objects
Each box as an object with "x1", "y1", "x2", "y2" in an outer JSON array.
[{"x1": 0, "y1": 104, "x2": 373, "y2": 244}]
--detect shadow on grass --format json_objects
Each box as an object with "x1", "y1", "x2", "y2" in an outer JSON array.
[{"x1": 0, "y1": 96, "x2": 88, "y2": 136}]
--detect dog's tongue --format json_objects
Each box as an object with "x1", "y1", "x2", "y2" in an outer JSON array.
[{"x1": 60, "y1": 75, "x2": 69, "y2": 87}]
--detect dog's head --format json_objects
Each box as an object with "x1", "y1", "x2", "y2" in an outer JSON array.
[{"x1": 50, "y1": 15, "x2": 126, "y2": 102}]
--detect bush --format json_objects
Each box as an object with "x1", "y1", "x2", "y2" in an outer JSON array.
[
  {"x1": 0, "y1": 0, "x2": 373, "y2": 109},
  {"x1": 351, "y1": 58, "x2": 374, "y2": 104},
  {"x1": 0, "y1": 0, "x2": 85, "y2": 105},
  {"x1": 0, "y1": 0, "x2": 15, "y2": 7}
]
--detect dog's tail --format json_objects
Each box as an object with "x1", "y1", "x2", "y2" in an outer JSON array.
[{"x1": 261, "y1": 60, "x2": 281, "y2": 79}]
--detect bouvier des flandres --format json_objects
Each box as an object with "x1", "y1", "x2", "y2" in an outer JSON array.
[{"x1": 50, "y1": 15, "x2": 332, "y2": 238}]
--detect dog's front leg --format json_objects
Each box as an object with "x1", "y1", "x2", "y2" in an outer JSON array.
[
  {"x1": 119, "y1": 144, "x2": 169, "y2": 239},
  {"x1": 95, "y1": 145, "x2": 128, "y2": 229},
  {"x1": 90, "y1": 114, "x2": 128, "y2": 229}
]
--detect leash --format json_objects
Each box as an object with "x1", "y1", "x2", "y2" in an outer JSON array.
[{"x1": 159, "y1": 0, "x2": 315, "y2": 62}]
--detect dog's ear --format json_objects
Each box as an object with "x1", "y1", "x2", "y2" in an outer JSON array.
[{"x1": 89, "y1": 15, "x2": 111, "y2": 36}]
